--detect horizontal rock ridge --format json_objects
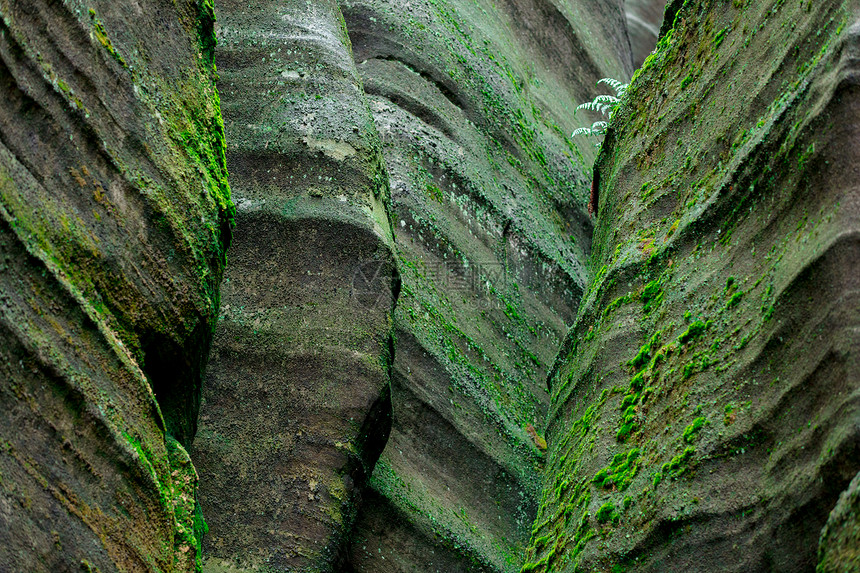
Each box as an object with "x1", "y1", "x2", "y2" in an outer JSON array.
[
  {"x1": 0, "y1": 0, "x2": 232, "y2": 570},
  {"x1": 526, "y1": 1, "x2": 860, "y2": 571}
]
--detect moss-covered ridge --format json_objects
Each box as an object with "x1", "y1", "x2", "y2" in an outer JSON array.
[
  {"x1": 340, "y1": 0, "x2": 635, "y2": 569},
  {"x1": 526, "y1": 0, "x2": 860, "y2": 571},
  {"x1": 190, "y1": 0, "x2": 398, "y2": 570},
  {"x1": 0, "y1": 0, "x2": 233, "y2": 444},
  {"x1": 0, "y1": 0, "x2": 232, "y2": 569}
]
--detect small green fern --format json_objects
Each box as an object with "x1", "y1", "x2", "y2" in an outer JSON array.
[{"x1": 572, "y1": 78, "x2": 629, "y2": 144}]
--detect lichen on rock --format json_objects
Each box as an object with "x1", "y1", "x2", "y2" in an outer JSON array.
[
  {"x1": 189, "y1": 0, "x2": 398, "y2": 571},
  {"x1": 0, "y1": 0, "x2": 233, "y2": 570},
  {"x1": 526, "y1": 0, "x2": 860, "y2": 571}
]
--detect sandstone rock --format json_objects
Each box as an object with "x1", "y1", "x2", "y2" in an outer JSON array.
[
  {"x1": 338, "y1": 0, "x2": 633, "y2": 570},
  {"x1": 526, "y1": 0, "x2": 860, "y2": 571},
  {"x1": 625, "y1": 0, "x2": 669, "y2": 68},
  {"x1": 0, "y1": 0, "x2": 232, "y2": 570},
  {"x1": 189, "y1": 0, "x2": 397, "y2": 571}
]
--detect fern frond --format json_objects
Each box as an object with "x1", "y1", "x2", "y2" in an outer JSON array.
[
  {"x1": 598, "y1": 77, "x2": 628, "y2": 96},
  {"x1": 575, "y1": 101, "x2": 606, "y2": 114},
  {"x1": 572, "y1": 77, "x2": 629, "y2": 146},
  {"x1": 592, "y1": 94, "x2": 620, "y2": 104},
  {"x1": 590, "y1": 121, "x2": 608, "y2": 133}
]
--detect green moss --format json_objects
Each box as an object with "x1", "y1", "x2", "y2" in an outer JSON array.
[
  {"x1": 724, "y1": 402, "x2": 737, "y2": 425},
  {"x1": 661, "y1": 446, "x2": 697, "y2": 480},
  {"x1": 682, "y1": 361, "x2": 697, "y2": 379},
  {"x1": 89, "y1": 10, "x2": 127, "y2": 67},
  {"x1": 666, "y1": 218, "x2": 680, "y2": 237},
  {"x1": 683, "y1": 417, "x2": 707, "y2": 442},
  {"x1": 629, "y1": 331, "x2": 662, "y2": 369},
  {"x1": 726, "y1": 290, "x2": 744, "y2": 309},
  {"x1": 641, "y1": 280, "x2": 663, "y2": 313},
  {"x1": 714, "y1": 26, "x2": 730, "y2": 47},
  {"x1": 426, "y1": 183, "x2": 445, "y2": 203},
  {"x1": 594, "y1": 448, "x2": 640, "y2": 491},
  {"x1": 641, "y1": 182, "x2": 653, "y2": 198},
  {"x1": 603, "y1": 292, "x2": 633, "y2": 320},
  {"x1": 165, "y1": 436, "x2": 206, "y2": 569},
  {"x1": 680, "y1": 73, "x2": 694, "y2": 90},
  {"x1": 678, "y1": 319, "x2": 711, "y2": 344},
  {"x1": 526, "y1": 2, "x2": 850, "y2": 568},
  {"x1": 595, "y1": 502, "x2": 619, "y2": 524}
]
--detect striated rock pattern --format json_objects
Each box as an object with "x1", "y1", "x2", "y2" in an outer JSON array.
[
  {"x1": 8, "y1": 0, "x2": 857, "y2": 572},
  {"x1": 526, "y1": 0, "x2": 860, "y2": 571},
  {"x1": 339, "y1": 0, "x2": 632, "y2": 571},
  {"x1": 625, "y1": 0, "x2": 669, "y2": 68},
  {"x1": 0, "y1": 0, "x2": 232, "y2": 571},
  {"x1": 189, "y1": 0, "x2": 398, "y2": 571}
]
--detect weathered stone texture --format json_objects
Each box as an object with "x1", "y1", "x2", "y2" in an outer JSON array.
[
  {"x1": 190, "y1": 0, "x2": 397, "y2": 571},
  {"x1": 625, "y1": 0, "x2": 669, "y2": 68},
  {"x1": 526, "y1": 1, "x2": 860, "y2": 571},
  {"x1": 819, "y1": 469, "x2": 860, "y2": 573},
  {"x1": 0, "y1": 0, "x2": 232, "y2": 570},
  {"x1": 338, "y1": 0, "x2": 633, "y2": 570}
]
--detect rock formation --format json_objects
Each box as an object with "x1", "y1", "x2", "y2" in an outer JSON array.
[
  {"x1": 0, "y1": 0, "x2": 232, "y2": 570},
  {"x1": 189, "y1": 0, "x2": 397, "y2": 571},
  {"x1": 339, "y1": 0, "x2": 632, "y2": 570},
  {"x1": 525, "y1": 0, "x2": 860, "y2": 571},
  {"x1": 4, "y1": 0, "x2": 859, "y2": 572},
  {"x1": 819, "y1": 470, "x2": 860, "y2": 572},
  {"x1": 625, "y1": 0, "x2": 668, "y2": 68}
]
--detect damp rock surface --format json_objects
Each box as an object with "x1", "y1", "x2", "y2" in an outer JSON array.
[
  {"x1": 189, "y1": 0, "x2": 398, "y2": 571},
  {"x1": 0, "y1": 0, "x2": 232, "y2": 570},
  {"x1": 525, "y1": 1, "x2": 860, "y2": 571},
  {"x1": 339, "y1": 0, "x2": 633, "y2": 570}
]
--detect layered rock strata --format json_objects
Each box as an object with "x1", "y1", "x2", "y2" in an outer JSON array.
[
  {"x1": 526, "y1": 1, "x2": 860, "y2": 571},
  {"x1": 0, "y1": 0, "x2": 232, "y2": 570},
  {"x1": 190, "y1": 0, "x2": 397, "y2": 571},
  {"x1": 339, "y1": 0, "x2": 633, "y2": 570},
  {"x1": 625, "y1": 0, "x2": 669, "y2": 68}
]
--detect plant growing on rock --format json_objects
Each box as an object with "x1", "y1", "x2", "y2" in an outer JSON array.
[{"x1": 572, "y1": 78, "x2": 629, "y2": 145}]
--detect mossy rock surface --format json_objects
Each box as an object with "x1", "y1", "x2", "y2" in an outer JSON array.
[
  {"x1": 338, "y1": 0, "x2": 634, "y2": 571},
  {"x1": 818, "y1": 469, "x2": 860, "y2": 573},
  {"x1": 189, "y1": 0, "x2": 397, "y2": 571},
  {"x1": 0, "y1": 0, "x2": 231, "y2": 570},
  {"x1": 526, "y1": 1, "x2": 860, "y2": 571}
]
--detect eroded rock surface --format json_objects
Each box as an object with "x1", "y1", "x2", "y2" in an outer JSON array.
[
  {"x1": 625, "y1": 0, "x2": 669, "y2": 68},
  {"x1": 0, "y1": 0, "x2": 232, "y2": 570},
  {"x1": 190, "y1": 0, "x2": 397, "y2": 571},
  {"x1": 339, "y1": 0, "x2": 633, "y2": 570},
  {"x1": 526, "y1": 1, "x2": 860, "y2": 571}
]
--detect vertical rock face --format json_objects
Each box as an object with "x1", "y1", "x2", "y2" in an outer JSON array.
[
  {"x1": 189, "y1": 0, "x2": 397, "y2": 571},
  {"x1": 337, "y1": 0, "x2": 632, "y2": 571},
  {"x1": 625, "y1": 0, "x2": 669, "y2": 68},
  {"x1": 0, "y1": 0, "x2": 232, "y2": 571},
  {"x1": 527, "y1": 1, "x2": 860, "y2": 572}
]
